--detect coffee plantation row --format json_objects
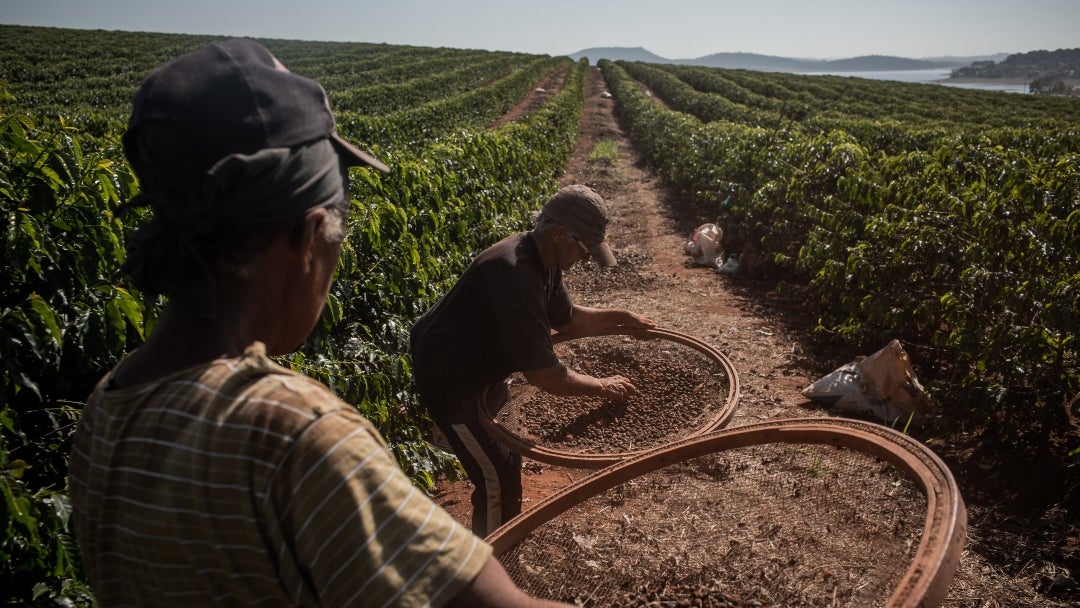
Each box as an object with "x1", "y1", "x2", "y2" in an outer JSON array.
[
  {"x1": 1, "y1": 23, "x2": 1077, "y2": 605},
  {"x1": 602, "y1": 58, "x2": 1077, "y2": 439},
  {"x1": 1, "y1": 24, "x2": 582, "y2": 604}
]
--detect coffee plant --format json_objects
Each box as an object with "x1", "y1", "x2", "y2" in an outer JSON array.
[
  {"x1": 600, "y1": 58, "x2": 1078, "y2": 438},
  {"x1": 1, "y1": 24, "x2": 584, "y2": 605},
  {"x1": 3, "y1": 20, "x2": 1075, "y2": 605}
]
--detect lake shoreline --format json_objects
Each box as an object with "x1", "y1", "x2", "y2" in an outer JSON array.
[{"x1": 936, "y1": 76, "x2": 1032, "y2": 85}]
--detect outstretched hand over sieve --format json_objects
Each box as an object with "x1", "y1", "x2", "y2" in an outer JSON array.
[{"x1": 600, "y1": 375, "x2": 637, "y2": 403}]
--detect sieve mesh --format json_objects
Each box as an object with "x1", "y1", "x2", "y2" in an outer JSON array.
[
  {"x1": 482, "y1": 328, "x2": 740, "y2": 467},
  {"x1": 490, "y1": 419, "x2": 966, "y2": 608}
]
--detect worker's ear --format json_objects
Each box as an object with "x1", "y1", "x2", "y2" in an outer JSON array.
[{"x1": 296, "y1": 207, "x2": 329, "y2": 273}]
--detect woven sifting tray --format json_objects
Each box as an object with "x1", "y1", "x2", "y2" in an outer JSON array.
[
  {"x1": 488, "y1": 418, "x2": 967, "y2": 608},
  {"x1": 480, "y1": 327, "x2": 741, "y2": 468}
]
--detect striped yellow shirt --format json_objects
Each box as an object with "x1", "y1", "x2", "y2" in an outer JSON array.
[{"x1": 69, "y1": 342, "x2": 490, "y2": 607}]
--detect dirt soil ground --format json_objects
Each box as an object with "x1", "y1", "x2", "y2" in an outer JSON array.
[{"x1": 433, "y1": 66, "x2": 1079, "y2": 606}]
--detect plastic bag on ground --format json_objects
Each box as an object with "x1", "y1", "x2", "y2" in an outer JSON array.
[
  {"x1": 684, "y1": 223, "x2": 724, "y2": 268},
  {"x1": 802, "y1": 339, "x2": 934, "y2": 426},
  {"x1": 716, "y1": 244, "x2": 760, "y2": 278}
]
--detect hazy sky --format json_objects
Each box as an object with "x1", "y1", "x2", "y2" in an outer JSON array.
[{"x1": 1, "y1": 0, "x2": 1077, "y2": 59}]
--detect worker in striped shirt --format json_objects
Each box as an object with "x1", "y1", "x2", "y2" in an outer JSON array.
[{"x1": 68, "y1": 39, "x2": 573, "y2": 608}]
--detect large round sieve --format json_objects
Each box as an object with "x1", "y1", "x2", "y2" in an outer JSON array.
[
  {"x1": 488, "y1": 417, "x2": 967, "y2": 608},
  {"x1": 479, "y1": 327, "x2": 740, "y2": 468}
]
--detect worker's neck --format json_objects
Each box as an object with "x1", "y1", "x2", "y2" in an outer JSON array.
[{"x1": 530, "y1": 229, "x2": 559, "y2": 271}]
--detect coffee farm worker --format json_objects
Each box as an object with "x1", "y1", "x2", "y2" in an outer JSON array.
[
  {"x1": 410, "y1": 184, "x2": 656, "y2": 536},
  {"x1": 68, "y1": 39, "x2": 574, "y2": 608}
]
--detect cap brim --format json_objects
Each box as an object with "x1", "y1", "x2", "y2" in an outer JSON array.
[
  {"x1": 331, "y1": 133, "x2": 390, "y2": 173},
  {"x1": 588, "y1": 241, "x2": 617, "y2": 267}
]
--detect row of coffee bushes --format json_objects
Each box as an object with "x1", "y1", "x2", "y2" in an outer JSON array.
[
  {"x1": 339, "y1": 55, "x2": 569, "y2": 149},
  {"x1": 600, "y1": 58, "x2": 1078, "y2": 441},
  {"x1": 1, "y1": 96, "x2": 142, "y2": 605},
  {"x1": 0, "y1": 24, "x2": 555, "y2": 141},
  {"x1": 291, "y1": 58, "x2": 586, "y2": 484},
  {"x1": 667, "y1": 62, "x2": 1080, "y2": 127},
  {"x1": 0, "y1": 26, "x2": 585, "y2": 601},
  {"x1": 330, "y1": 53, "x2": 549, "y2": 115},
  {"x1": 622, "y1": 60, "x2": 1080, "y2": 149}
]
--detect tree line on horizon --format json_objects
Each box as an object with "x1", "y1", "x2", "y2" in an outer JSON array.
[
  {"x1": 570, "y1": 45, "x2": 1080, "y2": 83},
  {"x1": 950, "y1": 47, "x2": 1080, "y2": 82}
]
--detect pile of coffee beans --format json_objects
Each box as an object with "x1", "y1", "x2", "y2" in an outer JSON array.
[{"x1": 501, "y1": 335, "x2": 730, "y2": 453}]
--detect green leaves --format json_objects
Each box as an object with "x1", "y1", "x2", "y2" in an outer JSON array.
[
  {"x1": 0, "y1": 93, "x2": 151, "y2": 606},
  {"x1": 1, "y1": 442, "x2": 94, "y2": 605},
  {"x1": 600, "y1": 57, "x2": 1079, "y2": 431},
  {"x1": 299, "y1": 59, "x2": 588, "y2": 458},
  {"x1": 0, "y1": 30, "x2": 587, "y2": 606},
  {"x1": 1, "y1": 107, "x2": 148, "y2": 409}
]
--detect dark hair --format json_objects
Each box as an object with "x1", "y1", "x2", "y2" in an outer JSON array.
[{"x1": 123, "y1": 196, "x2": 347, "y2": 297}]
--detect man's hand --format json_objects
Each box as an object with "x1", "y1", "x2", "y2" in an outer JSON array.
[
  {"x1": 598, "y1": 375, "x2": 637, "y2": 403},
  {"x1": 609, "y1": 309, "x2": 655, "y2": 331}
]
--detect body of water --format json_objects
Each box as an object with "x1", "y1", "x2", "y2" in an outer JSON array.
[{"x1": 800, "y1": 68, "x2": 1030, "y2": 93}]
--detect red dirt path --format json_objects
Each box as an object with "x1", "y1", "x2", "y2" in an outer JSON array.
[{"x1": 433, "y1": 65, "x2": 1079, "y2": 607}]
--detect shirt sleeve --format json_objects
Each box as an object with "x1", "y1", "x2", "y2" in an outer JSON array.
[{"x1": 265, "y1": 407, "x2": 492, "y2": 608}]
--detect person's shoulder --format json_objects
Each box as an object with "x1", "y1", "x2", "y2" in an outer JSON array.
[
  {"x1": 227, "y1": 342, "x2": 359, "y2": 419},
  {"x1": 475, "y1": 232, "x2": 541, "y2": 271},
  {"x1": 476, "y1": 232, "x2": 527, "y2": 258}
]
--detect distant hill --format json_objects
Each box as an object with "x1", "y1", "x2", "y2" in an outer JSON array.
[
  {"x1": 681, "y1": 53, "x2": 964, "y2": 71},
  {"x1": 567, "y1": 47, "x2": 1002, "y2": 72},
  {"x1": 816, "y1": 55, "x2": 961, "y2": 71},
  {"x1": 680, "y1": 52, "x2": 819, "y2": 71},
  {"x1": 924, "y1": 53, "x2": 1010, "y2": 65},
  {"x1": 949, "y1": 48, "x2": 1080, "y2": 82},
  {"x1": 569, "y1": 47, "x2": 672, "y2": 65}
]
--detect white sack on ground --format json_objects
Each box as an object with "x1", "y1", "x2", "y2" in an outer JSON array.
[
  {"x1": 802, "y1": 339, "x2": 934, "y2": 426},
  {"x1": 683, "y1": 223, "x2": 724, "y2": 268}
]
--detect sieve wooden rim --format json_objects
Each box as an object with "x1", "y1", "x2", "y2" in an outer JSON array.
[
  {"x1": 486, "y1": 417, "x2": 967, "y2": 608},
  {"x1": 479, "y1": 326, "x2": 741, "y2": 468}
]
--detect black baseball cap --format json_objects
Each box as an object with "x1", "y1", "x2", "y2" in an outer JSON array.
[{"x1": 123, "y1": 38, "x2": 389, "y2": 193}]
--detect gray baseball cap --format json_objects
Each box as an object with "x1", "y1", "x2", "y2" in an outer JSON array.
[{"x1": 540, "y1": 185, "x2": 617, "y2": 267}]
